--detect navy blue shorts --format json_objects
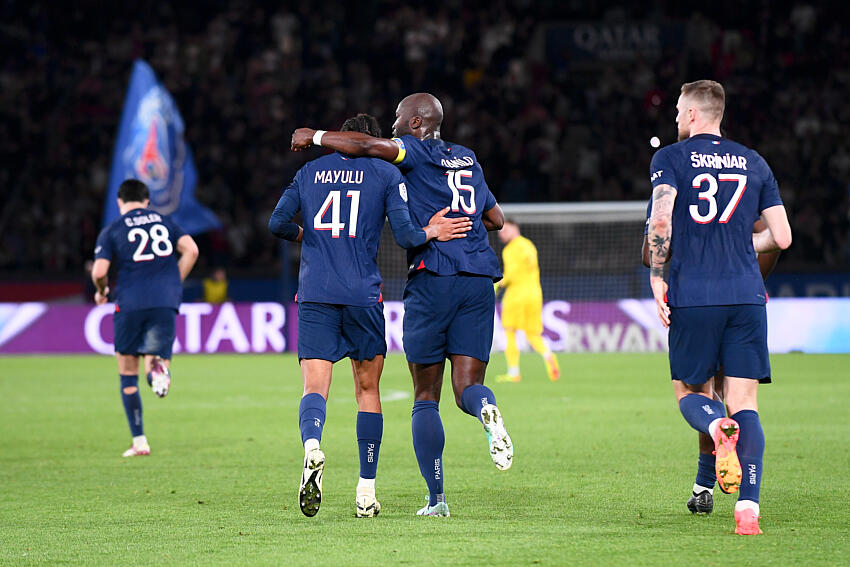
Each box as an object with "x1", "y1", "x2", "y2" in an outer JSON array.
[
  {"x1": 113, "y1": 307, "x2": 177, "y2": 359},
  {"x1": 668, "y1": 305, "x2": 770, "y2": 384},
  {"x1": 297, "y1": 302, "x2": 386, "y2": 362},
  {"x1": 402, "y1": 271, "x2": 495, "y2": 364}
]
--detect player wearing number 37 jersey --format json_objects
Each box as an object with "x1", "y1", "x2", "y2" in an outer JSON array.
[
  {"x1": 648, "y1": 80, "x2": 791, "y2": 536},
  {"x1": 92, "y1": 179, "x2": 199, "y2": 458}
]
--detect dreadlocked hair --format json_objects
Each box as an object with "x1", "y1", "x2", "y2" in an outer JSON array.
[{"x1": 341, "y1": 113, "x2": 382, "y2": 138}]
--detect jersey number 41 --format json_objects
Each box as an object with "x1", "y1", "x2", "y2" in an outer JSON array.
[{"x1": 314, "y1": 190, "x2": 360, "y2": 238}]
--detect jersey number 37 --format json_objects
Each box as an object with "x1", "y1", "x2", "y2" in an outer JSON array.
[{"x1": 690, "y1": 173, "x2": 747, "y2": 224}]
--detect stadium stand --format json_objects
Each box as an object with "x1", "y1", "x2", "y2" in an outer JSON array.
[{"x1": 1, "y1": 1, "x2": 847, "y2": 281}]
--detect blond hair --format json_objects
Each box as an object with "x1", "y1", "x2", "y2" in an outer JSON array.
[{"x1": 681, "y1": 80, "x2": 725, "y2": 122}]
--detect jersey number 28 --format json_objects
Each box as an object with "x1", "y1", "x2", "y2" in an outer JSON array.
[
  {"x1": 690, "y1": 173, "x2": 747, "y2": 224},
  {"x1": 128, "y1": 224, "x2": 173, "y2": 262}
]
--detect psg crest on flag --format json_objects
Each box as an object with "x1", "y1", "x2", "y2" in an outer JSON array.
[
  {"x1": 104, "y1": 60, "x2": 219, "y2": 235},
  {"x1": 123, "y1": 85, "x2": 187, "y2": 214}
]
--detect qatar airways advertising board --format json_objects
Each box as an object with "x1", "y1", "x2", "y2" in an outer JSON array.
[{"x1": 0, "y1": 299, "x2": 848, "y2": 355}]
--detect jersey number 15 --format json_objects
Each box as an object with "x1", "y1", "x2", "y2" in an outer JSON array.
[{"x1": 446, "y1": 170, "x2": 476, "y2": 214}]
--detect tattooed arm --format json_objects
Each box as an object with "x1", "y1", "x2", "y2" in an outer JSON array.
[{"x1": 648, "y1": 183, "x2": 677, "y2": 327}]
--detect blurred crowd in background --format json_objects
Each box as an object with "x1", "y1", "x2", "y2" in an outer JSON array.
[{"x1": 1, "y1": 0, "x2": 848, "y2": 278}]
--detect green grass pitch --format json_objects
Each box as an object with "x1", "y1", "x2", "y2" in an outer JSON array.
[{"x1": 1, "y1": 353, "x2": 849, "y2": 566}]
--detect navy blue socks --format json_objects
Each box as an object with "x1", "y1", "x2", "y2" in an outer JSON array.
[
  {"x1": 459, "y1": 384, "x2": 497, "y2": 423},
  {"x1": 733, "y1": 409, "x2": 764, "y2": 503},
  {"x1": 411, "y1": 400, "x2": 444, "y2": 506},
  {"x1": 120, "y1": 374, "x2": 144, "y2": 437},
  {"x1": 695, "y1": 452, "x2": 717, "y2": 490},
  {"x1": 299, "y1": 393, "x2": 326, "y2": 445},
  {"x1": 678, "y1": 394, "x2": 725, "y2": 435},
  {"x1": 356, "y1": 411, "x2": 383, "y2": 480}
]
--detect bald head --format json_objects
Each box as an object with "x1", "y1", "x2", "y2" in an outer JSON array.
[{"x1": 392, "y1": 92, "x2": 444, "y2": 140}]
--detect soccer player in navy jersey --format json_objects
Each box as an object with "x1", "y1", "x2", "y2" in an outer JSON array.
[
  {"x1": 270, "y1": 114, "x2": 472, "y2": 517},
  {"x1": 642, "y1": 204, "x2": 780, "y2": 516},
  {"x1": 92, "y1": 179, "x2": 199, "y2": 457},
  {"x1": 291, "y1": 94, "x2": 512, "y2": 517},
  {"x1": 648, "y1": 80, "x2": 791, "y2": 535}
]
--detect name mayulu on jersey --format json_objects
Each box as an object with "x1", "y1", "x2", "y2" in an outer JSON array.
[
  {"x1": 314, "y1": 170, "x2": 364, "y2": 184},
  {"x1": 689, "y1": 152, "x2": 748, "y2": 170}
]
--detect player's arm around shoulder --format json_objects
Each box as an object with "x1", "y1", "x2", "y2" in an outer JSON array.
[
  {"x1": 176, "y1": 234, "x2": 199, "y2": 282},
  {"x1": 291, "y1": 128, "x2": 401, "y2": 163}
]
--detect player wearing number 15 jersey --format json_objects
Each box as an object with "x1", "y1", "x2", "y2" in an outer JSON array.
[
  {"x1": 291, "y1": 93, "x2": 514, "y2": 518},
  {"x1": 92, "y1": 179, "x2": 199, "y2": 458},
  {"x1": 648, "y1": 80, "x2": 791, "y2": 535},
  {"x1": 271, "y1": 114, "x2": 471, "y2": 518}
]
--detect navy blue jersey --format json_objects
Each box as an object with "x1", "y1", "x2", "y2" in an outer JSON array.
[
  {"x1": 282, "y1": 152, "x2": 409, "y2": 306},
  {"x1": 650, "y1": 133, "x2": 783, "y2": 307},
  {"x1": 392, "y1": 135, "x2": 502, "y2": 280},
  {"x1": 94, "y1": 208, "x2": 187, "y2": 311}
]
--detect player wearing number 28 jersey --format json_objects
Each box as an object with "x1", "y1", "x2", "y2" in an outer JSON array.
[
  {"x1": 92, "y1": 179, "x2": 199, "y2": 458},
  {"x1": 648, "y1": 80, "x2": 791, "y2": 536}
]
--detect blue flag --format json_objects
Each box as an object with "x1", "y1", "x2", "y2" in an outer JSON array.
[{"x1": 104, "y1": 60, "x2": 219, "y2": 234}]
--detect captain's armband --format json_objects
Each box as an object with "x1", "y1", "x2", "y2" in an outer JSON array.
[{"x1": 391, "y1": 137, "x2": 406, "y2": 165}]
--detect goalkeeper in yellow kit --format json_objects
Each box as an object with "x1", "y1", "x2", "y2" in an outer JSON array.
[{"x1": 495, "y1": 220, "x2": 560, "y2": 382}]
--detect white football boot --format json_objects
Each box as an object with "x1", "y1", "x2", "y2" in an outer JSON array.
[
  {"x1": 416, "y1": 498, "x2": 450, "y2": 517},
  {"x1": 149, "y1": 358, "x2": 171, "y2": 398},
  {"x1": 481, "y1": 404, "x2": 513, "y2": 470},
  {"x1": 299, "y1": 448, "x2": 325, "y2": 517},
  {"x1": 355, "y1": 488, "x2": 381, "y2": 518},
  {"x1": 122, "y1": 439, "x2": 150, "y2": 457}
]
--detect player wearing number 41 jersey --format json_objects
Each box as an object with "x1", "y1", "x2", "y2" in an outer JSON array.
[
  {"x1": 648, "y1": 80, "x2": 791, "y2": 536},
  {"x1": 292, "y1": 93, "x2": 513, "y2": 518},
  {"x1": 92, "y1": 179, "x2": 199, "y2": 458},
  {"x1": 271, "y1": 114, "x2": 471, "y2": 518}
]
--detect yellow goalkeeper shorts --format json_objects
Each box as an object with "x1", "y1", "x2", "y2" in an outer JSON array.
[{"x1": 500, "y1": 294, "x2": 543, "y2": 334}]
